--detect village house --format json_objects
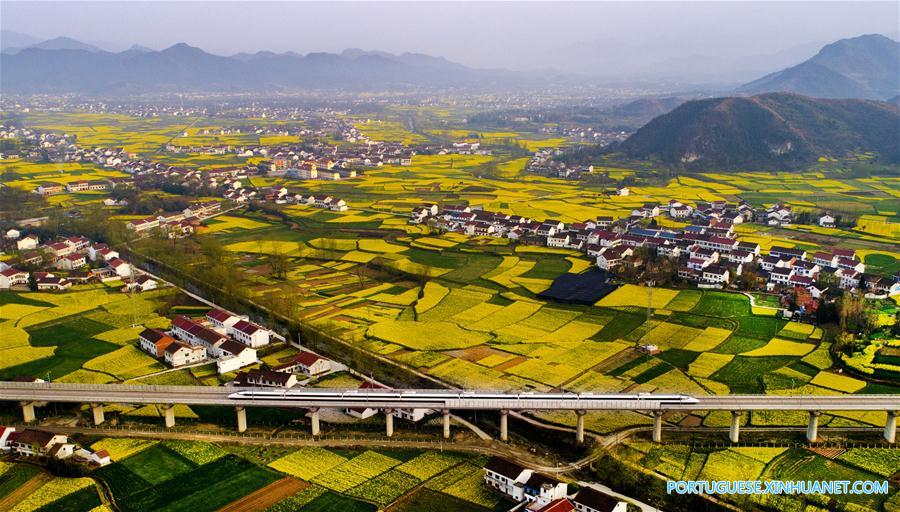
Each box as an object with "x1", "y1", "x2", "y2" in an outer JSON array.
[
  {"x1": 56, "y1": 252, "x2": 86, "y2": 270},
  {"x1": 127, "y1": 216, "x2": 161, "y2": 233},
  {"x1": 45, "y1": 241, "x2": 74, "y2": 258},
  {"x1": 571, "y1": 488, "x2": 628, "y2": 512},
  {"x1": 89, "y1": 450, "x2": 111, "y2": 466},
  {"x1": 172, "y1": 315, "x2": 227, "y2": 352},
  {"x1": 484, "y1": 457, "x2": 532, "y2": 501},
  {"x1": 237, "y1": 369, "x2": 298, "y2": 388},
  {"x1": 139, "y1": 328, "x2": 178, "y2": 357},
  {"x1": 216, "y1": 340, "x2": 257, "y2": 374},
  {"x1": 293, "y1": 351, "x2": 332, "y2": 376},
  {"x1": 6, "y1": 429, "x2": 71, "y2": 458},
  {"x1": 769, "y1": 267, "x2": 795, "y2": 287},
  {"x1": 124, "y1": 275, "x2": 158, "y2": 292},
  {"x1": 229, "y1": 319, "x2": 270, "y2": 347},
  {"x1": 819, "y1": 214, "x2": 836, "y2": 228},
  {"x1": 595, "y1": 246, "x2": 632, "y2": 270},
  {"x1": 811, "y1": 252, "x2": 839, "y2": 268},
  {"x1": 531, "y1": 499, "x2": 576, "y2": 512},
  {"x1": 35, "y1": 183, "x2": 65, "y2": 196},
  {"x1": 206, "y1": 309, "x2": 241, "y2": 331},
  {"x1": 171, "y1": 316, "x2": 257, "y2": 372},
  {"x1": 16, "y1": 234, "x2": 39, "y2": 251},
  {"x1": 165, "y1": 342, "x2": 206, "y2": 367},
  {"x1": 0, "y1": 267, "x2": 28, "y2": 289},
  {"x1": 483, "y1": 457, "x2": 568, "y2": 506},
  {"x1": 36, "y1": 275, "x2": 72, "y2": 291},
  {"x1": 107, "y1": 258, "x2": 132, "y2": 277},
  {"x1": 836, "y1": 268, "x2": 861, "y2": 290}
]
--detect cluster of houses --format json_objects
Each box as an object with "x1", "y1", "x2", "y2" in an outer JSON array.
[
  {"x1": 0, "y1": 124, "x2": 78, "y2": 161},
  {"x1": 125, "y1": 200, "x2": 220, "y2": 235},
  {"x1": 235, "y1": 187, "x2": 349, "y2": 211},
  {"x1": 0, "y1": 232, "x2": 157, "y2": 292},
  {"x1": 33, "y1": 177, "x2": 134, "y2": 198},
  {"x1": 0, "y1": 427, "x2": 111, "y2": 467},
  {"x1": 234, "y1": 350, "x2": 333, "y2": 387},
  {"x1": 483, "y1": 457, "x2": 627, "y2": 512},
  {"x1": 538, "y1": 125, "x2": 629, "y2": 146},
  {"x1": 410, "y1": 200, "x2": 896, "y2": 297},
  {"x1": 525, "y1": 148, "x2": 596, "y2": 180},
  {"x1": 415, "y1": 141, "x2": 492, "y2": 156},
  {"x1": 139, "y1": 308, "x2": 271, "y2": 373}
]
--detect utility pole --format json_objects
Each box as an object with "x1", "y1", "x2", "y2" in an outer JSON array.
[
  {"x1": 129, "y1": 263, "x2": 138, "y2": 328},
  {"x1": 646, "y1": 280, "x2": 655, "y2": 321}
]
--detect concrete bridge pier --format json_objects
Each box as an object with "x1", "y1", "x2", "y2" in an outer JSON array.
[
  {"x1": 236, "y1": 406, "x2": 247, "y2": 433},
  {"x1": 885, "y1": 411, "x2": 898, "y2": 443},
  {"x1": 500, "y1": 410, "x2": 509, "y2": 442},
  {"x1": 385, "y1": 408, "x2": 395, "y2": 437},
  {"x1": 442, "y1": 409, "x2": 451, "y2": 439},
  {"x1": 310, "y1": 408, "x2": 320, "y2": 437},
  {"x1": 652, "y1": 411, "x2": 664, "y2": 443},
  {"x1": 575, "y1": 410, "x2": 586, "y2": 444},
  {"x1": 161, "y1": 405, "x2": 175, "y2": 428},
  {"x1": 807, "y1": 411, "x2": 821, "y2": 442},
  {"x1": 729, "y1": 411, "x2": 742, "y2": 443},
  {"x1": 91, "y1": 403, "x2": 105, "y2": 426},
  {"x1": 20, "y1": 401, "x2": 36, "y2": 423}
]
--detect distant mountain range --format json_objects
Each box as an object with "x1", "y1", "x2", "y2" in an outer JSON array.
[
  {"x1": 738, "y1": 34, "x2": 899, "y2": 100},
  {"x1": 603, "y1": 96, "x2": 691, "y2": 125},
  {"x1": 618, "y1": 93, "x2": 900, "y2": 168},
  {"x1": 0, "y1": 40, "x2": 530, "y2": 93}
]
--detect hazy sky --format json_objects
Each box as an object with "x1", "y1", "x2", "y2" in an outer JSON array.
[{"x1": 2, "y1": 1, "x2": 898, "y2": 70}]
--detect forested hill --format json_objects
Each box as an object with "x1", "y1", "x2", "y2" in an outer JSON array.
[{"x1": 616, "y1": 93, "x2": 900, "y2": 168}]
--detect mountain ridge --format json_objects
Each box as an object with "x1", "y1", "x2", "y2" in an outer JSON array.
[
  {"x1": 738, "y1": 34, "x2": 900, "y2": 100},
  {"x1": 618, "y1": 92, "x2": 900, "y2": 168},
  {"x1": 0, "y1": 41, "x2": 529, "y2": 93}
]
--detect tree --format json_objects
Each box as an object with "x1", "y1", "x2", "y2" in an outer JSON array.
[
  {"x1": 267, "y1": 245, "x2": 289, "y2": 280},
  {"x1": 837, "y1": 291, "x2": 864, "y2": 334}
]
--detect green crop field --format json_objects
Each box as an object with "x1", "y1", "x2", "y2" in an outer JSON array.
[
  {"x1": 0, "y1": 285, "x2": 177, "y2": 385},
  {"x1": 0, "y1": 438, "x2": 502, "y2": 512},
  {"x1": 615, "y1": 441, "x2": 900, "y2": 511}
]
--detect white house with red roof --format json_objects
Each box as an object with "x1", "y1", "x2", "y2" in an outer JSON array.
[
  {"x1": 0, "y1": 267, "x2": 28, "y2": 289},
  {"x1": 56, "y1": 252, "x2": 87, "y2": 270},
  {"x1": 206, "y1": 309, "x2": 240, "y2": 331},
  {"x1": 64, "y1": 236, "x2": 91, "y2": 251},
  {"x1": 294, "y1": 351, "x2": 331, "y2": 375},
  {"x1": 836, "y1": 268, "x2": 861, "y2": 290},
  {"x1": 127, "y1": 216, "x2": 160, "y2": 232},
  {"x1": 107, "y1": 258, "x2": 131, "y2": 277},
  {"x1": 90, "y1": 450, "x2": 111, "y2": 466},
  {"x1": 229, "y1": 319, "x2": 270, "y2": 347},
  {"x1": 45, "y1": 241, "x2": 74, "y2": 258},
  {"x1": 36, "y1": 276, "x2": 72, "y2": 291}
]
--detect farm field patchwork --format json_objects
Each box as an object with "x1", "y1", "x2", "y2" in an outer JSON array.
[
  {"x1": 616, "y1": 441, "x2": 900, "y2": 511},
  {"x1": 129, "y1": 205, "x2": 898, "y2": 432}
]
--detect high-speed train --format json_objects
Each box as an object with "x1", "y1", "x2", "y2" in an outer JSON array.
[{"x1": 228, "y1": 389, "x2": 699, "y2": 405}]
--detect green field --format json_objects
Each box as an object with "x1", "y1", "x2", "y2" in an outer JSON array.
[
  {"x1": 0, "y1": 439, "x2": 503, "y2": 512},
  {"x1": 0, "y1": 285, "x2": 176, "y2": 384},
  {"x1": 616, "y1": 440, "x2": 900, "y2": 511}
]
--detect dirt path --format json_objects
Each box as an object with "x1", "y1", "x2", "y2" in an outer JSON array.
[
  {"x1": 217, "y1": 477, "x2": 307, "y2": 512},
  {"x1": 0, "y1": 472, "x2": 53, "y2": 511}
]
